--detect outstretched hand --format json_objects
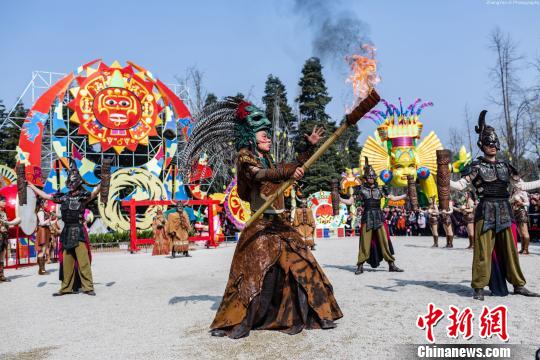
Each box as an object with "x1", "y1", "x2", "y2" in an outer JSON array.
[{"x1": 304, "y1": 125, "x2": 325, "y2": 145}]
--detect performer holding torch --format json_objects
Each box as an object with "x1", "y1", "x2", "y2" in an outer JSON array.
[{"x1": 179, "y1": 53, "x2": 381, "y2": 338}]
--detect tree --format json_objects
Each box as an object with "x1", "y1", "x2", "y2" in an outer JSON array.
[
  {"x1": 338, "y1": 117, "x2": 362, "y2": 168},
  {"x1": 294, "y1": 57, "x2": 344, "y2": 194},
  {"x1": 487, "y1": 28, "x2": 531, "y2": 169},
  {"x1": 204, "y1": 93, "x2": 217, "y2": 107},
  {"x1": 0, "y1": 101, "x2": 27, "y2": 168},
  {"x1": 262, "y1": 75, "x2": 297, "y2": 162}
]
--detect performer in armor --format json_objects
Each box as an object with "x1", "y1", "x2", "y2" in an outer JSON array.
[
  {"x1": 510, "y1": 186, "x2": 530, "y2": 254},
  {"x1": 0, "y1": 195, "x2": 21, "y2": 282},
  {"x1": 450, "y1": 110, "x2": 540, "y2": 300},
  {"x1": 440, "y1": 201, "x2": 454, "y2": 248},
  {"x1": 35, "y1": 199, "x2": 51, "y2": 275},
  {"x1": 292, "y1": 198, "x2": 316, "y2": 250},
  {"x1": 29, "y1": 161, "x2": 106, "y2": 296},
  {"x1": 178, "y1": 96, "x2": 369, "y2": 338},
  {"x1": 166, "y1": 202, "x2": 192, "y2": 258},
  {"x1": 342, "y1": 158, "x2": 406, "y2": 275},
  {"x1": 427, "y1": 198, "x2": 440, "y2": 247}
]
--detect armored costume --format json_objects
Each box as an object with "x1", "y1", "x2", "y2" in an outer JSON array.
[
  {"x1": 451, "y1": 110, "x2": 540, "y2": 299},
  {"x1": 52, "y1": 183, "x2": 94, "y2": 294},
  {"x1": 179, "y1": 97, "x2": 348, "y2": 338},
  {"x1": 350, "y1": 158, "x2": 404, "y2": 275},
  {"x1": 29, "y1": 159, "x2": 110, "y2": 296}
]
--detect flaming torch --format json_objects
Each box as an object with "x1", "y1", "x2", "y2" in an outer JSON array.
[{"x1": 244, "y1": 44, "x2": 381, "y2": 228}]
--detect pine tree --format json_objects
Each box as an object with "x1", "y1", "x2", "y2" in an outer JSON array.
[
  {"x1": 337, "y1": 116, "x2": 362, "y2": 169},
  {"x1": 294, "y1": 57, "x2": 344, "y2": 194},
  {"x1": 204, "y1": 93, "x2": 217, "y2": 107},
  {"x1": 0, "y1": 101, "x2": 27, "y2": 168},
  {"x1": 262, "y1": 75, "x2": 297, "y2": 129},
  {"x1": 262, "y1": 75, "x2": 297, "y2": 162}
]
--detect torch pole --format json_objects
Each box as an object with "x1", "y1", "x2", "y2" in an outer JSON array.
[{"x1": 243, "y1": 90, "x2": 380, "y2": 229}]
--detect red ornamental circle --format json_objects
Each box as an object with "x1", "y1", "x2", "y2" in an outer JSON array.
[{"x1": 92, "y1": 87, "x2": 142, "y2": 130}]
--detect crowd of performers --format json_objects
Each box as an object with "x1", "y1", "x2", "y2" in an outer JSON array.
[
  {"x1": 1, "y1": 89, "x2": 540, "y2": 339},
  {"x1": 151, "y1": 203, "x2": 193, "y2": 258}
]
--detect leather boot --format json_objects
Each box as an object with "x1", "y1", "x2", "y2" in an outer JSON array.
[
  {"x1": 431, "y1": 236, "x2": 438, "y2": 248},
  {"x1": 445, "y1": 236, "x2": 453, "y2": 248},
  {"x1": 389, "y1": 262, "x2": 404, "y2": 272},
  {"x1": 210, "y1": 329, "x2": 227, "y2": 337},
  {"x1": 519, "y1": 237, "x2": 530, "y2": 255},
  {"x1": 0, "y1": 261, "x2": 10, "y2": 282},
  {"x1": 355, "y1": 263, "x2": 364, "y2": 275},
  {"x1": 473, "y1": 288, "x2": 484, "y2": 300},
  {"x1": 514, "y1": 286, "x2": 540, "y2": 297},
  {"x1": 38, "y1": 257, "x2": 48, "y2": 275}
]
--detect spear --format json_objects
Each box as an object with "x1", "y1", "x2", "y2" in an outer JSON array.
[{"x1": 244, "y1": 90, "x2": 381, "y2": 228}]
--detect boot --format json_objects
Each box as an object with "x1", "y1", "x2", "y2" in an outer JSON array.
[
  {"x1": 445, "y1": 236, "x2": 453, "y2": 248},
  {"x1": 0, "y1": 261, "x2": 10, "y2": 282},
  {"x1": 355, "y1": 263, "x2": 364, "y2": 275},
  {"x1": 38, "y1": 257, "x2": 49, "y2": 275},
  {"x1": 467, "y1": 235, "x2": 474, "y2": 249},
  {"x1": 210, "y1": 329, "x2": 227, "y2": 337},
  {"x1": 184, "y1": 251, "x2": 191, "y2": 257},
  {"x1": 473, "y1": 288, "x2": 484, "y2": 300},
  {"x1": 431, "y1": 236, "x2": 438, "y2": 248},
  {"x1": 389, "y1": 262, "x2": 404, "y2": 272},
  {"x1": 514, "y1": 286, "x2": 540, "y2": 297},
  {"x1": 519, "y1": 237, "x2": 530, "y2": 255}
]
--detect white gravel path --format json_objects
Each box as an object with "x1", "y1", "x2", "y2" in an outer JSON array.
[{"x1": 1, "y1": 236, "x2": 539, "y2": 359}]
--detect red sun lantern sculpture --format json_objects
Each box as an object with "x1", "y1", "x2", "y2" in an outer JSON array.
[{"x1": 68, "y1": 61, "x2": 162, "y2": 153}]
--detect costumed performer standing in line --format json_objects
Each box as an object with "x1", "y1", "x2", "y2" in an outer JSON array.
[
  {"x1": 178, "y1": 95, "x2": 382, "y2": 338},
  {"x1": 0, "y1": 195, "x2": 21, "y2": 282},
  {"x1": 450, "y1": 110, "x2": 540, "y2": 300},
  {"x1": 28, "y1": 159, "x2": 111, "y2": 296},
  {"x1": 292, "y1": 198, "x2": 316, "y2": 250},
  {"x1": 341, "y1": 158, "x2": 406, "y2": 275},
  {"x1": 35, "y1": 199, "x2": 51, "y2": 275},
  {"x1": 166, "y1": 202, "x2": 192, "y2": 258}
]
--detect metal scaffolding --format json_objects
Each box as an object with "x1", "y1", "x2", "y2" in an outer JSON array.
[{"x1": 0, "y1": 70, "x2": 190, "y2": 178}]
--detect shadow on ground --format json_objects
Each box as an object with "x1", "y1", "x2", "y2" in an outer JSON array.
[
  {"x1": 169, "y1": 295, "x2": 222, "y2": 310},
  {"x1": 366, "y1": 278, "x2": 471, "y2": 297},
  {"x1": 323, "y1": 264, "x2": 386, "y2": 273}
]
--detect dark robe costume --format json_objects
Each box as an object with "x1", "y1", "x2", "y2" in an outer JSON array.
[{"x1": 210, "y1": 147, "x2": 342, "y2": 338}]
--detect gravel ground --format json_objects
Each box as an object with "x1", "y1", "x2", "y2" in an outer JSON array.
[{"x1": 1, "y1": 236, "x2": 539, "y2": 359}]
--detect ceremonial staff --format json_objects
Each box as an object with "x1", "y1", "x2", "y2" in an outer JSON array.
[{"x1": 244, "y1": 90, "x2": 381, "y2": 228}]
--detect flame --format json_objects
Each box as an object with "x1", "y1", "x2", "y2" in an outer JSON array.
[{"x1": 346, "y1": 44, "x2": 380, "y2": 106}]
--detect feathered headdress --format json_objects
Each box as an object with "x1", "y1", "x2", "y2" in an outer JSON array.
[{"x1": 178, "y1": 96, "x2": 271, "y2": 178}]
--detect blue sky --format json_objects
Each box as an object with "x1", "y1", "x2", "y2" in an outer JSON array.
[{"x1": 1, "y1": 0, "x2": 539, "y2": 146}]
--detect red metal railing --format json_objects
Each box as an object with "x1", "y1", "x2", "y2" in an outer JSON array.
[{"x1": 121, "y1": 199, "x2": 221, "y2": 253}]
